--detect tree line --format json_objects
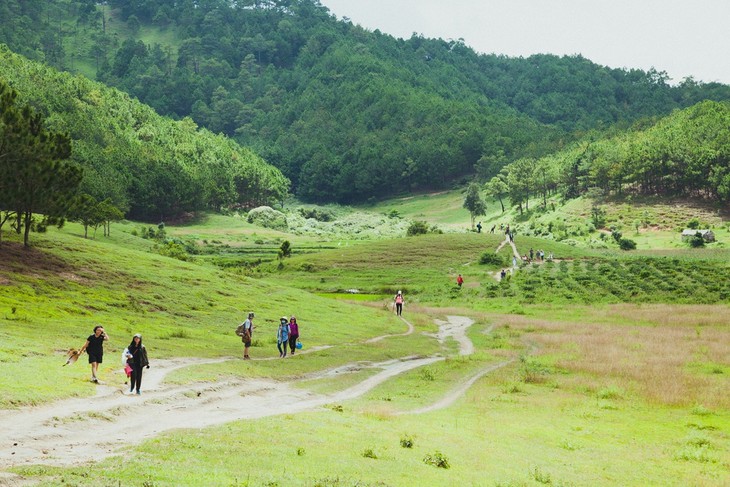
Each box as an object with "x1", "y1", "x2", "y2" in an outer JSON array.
[
  {"x1": 487, "y1": 101, "x2": 730, "y2": 212},
  {"x1": 1, "y1": 0, "x2": 728, "y2": 203}
]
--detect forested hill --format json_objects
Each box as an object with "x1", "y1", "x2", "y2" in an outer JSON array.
[
  {"x1": 0, "y1": 46, "x2": 288, "y2": 221},
  {"x1": 2, "y1": 0, "x2": 730, "y2": 203}
]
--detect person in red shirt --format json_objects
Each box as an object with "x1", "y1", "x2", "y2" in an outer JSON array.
[{"x1": 457, "y1": 274, "x2": 464, "y2": 287}]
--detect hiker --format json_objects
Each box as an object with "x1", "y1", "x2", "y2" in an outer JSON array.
[
  {"x1": 236, "y1": 312, "x2": 255, "y2": 360},
  {"x1": 509, "y1": 231, "x2": 514, "y2": 243},
  {"x1": 125, "y1": 333, "x2": 150, "y2": 395},
  {"x1": 505, "y1": 224, "x2": 510, "y2": 236},
  {"x1": 500, "y1": 269, "x2": 507, "y2": 279},
  {"x1": 490, "y1": 225, "x2": 496, "y2": 234},
  {"x1": 530, "y1": 248, "x2": 534, "y2": 261},
  {"x1": 512, "y1": 256, "x2": 518, "y2": 268},
  {"x1": 79, "y1": 325, "x2": 108, "y2": 383},
  {"x1": 277, "y1": 317, "x2": 290, "y2": 358},
  {"x1": 476, "y1": 222, "x2": 482, "y2": 233},
  {"x1": 457, "y1": 274, "x2": 464, "y2": 287},
  {"x1": 288, "y1": 316, "x2": 300, "y2": 355},
  {"x1": 394, "y1": 290, "x2": 404, "y2": 316}
]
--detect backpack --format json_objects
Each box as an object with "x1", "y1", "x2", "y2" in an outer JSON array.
[{"x1": 235, "y1": 323, "x2": 245, "y2": 337}]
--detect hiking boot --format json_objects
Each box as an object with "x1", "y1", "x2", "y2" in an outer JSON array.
[
  {"x1": 91, "y1": 377, "x2": 99, "y2": 383},
  {"x1": 136, "y1": 390, "x2": 141, "y2": 395}
]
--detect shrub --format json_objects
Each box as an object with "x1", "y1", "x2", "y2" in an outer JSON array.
[
  {"x1": 619, "y1": 238, "x2": 637, "y2": 250},
  {"x1": 423, "y1": 451, "x2": 450, "y2": 469},
  {"x1": 362, "y1": 448, "x2": 378, "y2": 459},
  {"x1": 247, "y1": 206, "x2": 288, "y2": 230},
  {"x1": 154, "y1": 241, "x2": 190, "y2": 261},
  {"x1": 297, "y1": 207, "x2": 335, "y2": 222},
  {"x1": 406, "y1": 220, "x2": 429, "y2": 236},
  {"x1": 479, "y1": 252, "x2": 505, "y2": 266},
  {"x1": 686, "y1": 217, "x2": 701, "y2": 229},
  {"x1": 400, "y1": 435, "x2": 414, "y2": 448},
  {"x1": 689, "y1": 232, "x2": 705, "y2": 248}
]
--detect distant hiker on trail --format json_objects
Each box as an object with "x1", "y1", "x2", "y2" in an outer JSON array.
[
  {"x1": 530, "y1": 248, "x2": 534, "y2": 261},
  {"x1": 394, "y1": 290, "x2": 404, "y2": 316},
  {"x1": 457, "y1": 274, "x2": 464, "y2": 287},
  {"x1": 476, "y1": 222, "x2": 482, "y2": 233},
  {"x1": 125, "y1": 333, "x2": 149, "y2": 395},
  {"x1": 277, "y1": 317, "x2": 290, "y2": 358},
  {"x1": 512, "y1": 256, "x2": 518, "y2": 268},
  {"x1": 288, "y1": 316, "x2": 300, "y2": 355},
  {"x1": 79, "y1": 325, "x2": 108, "y2": 383},
  {"x1": 509, "y1": 231, "x2": 514, "y2": 243},
  {"x1": 505, "y1": 224, "x2": 510, "y2": 236},
  {"x1": 236, "y1": 312, "x2": 255, "y2": 360},
  {"x1": 490, "y1": 225, "x2": 496, "y2": 234},
  {"x1": 500, "y1": 269, "x2": 507, "y2": 280}
]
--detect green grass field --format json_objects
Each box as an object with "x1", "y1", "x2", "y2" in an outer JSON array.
[{"x1": 1, "y1": 194, "x2": 729, "y2": 486}]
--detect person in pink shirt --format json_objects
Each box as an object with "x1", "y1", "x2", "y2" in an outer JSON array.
[{"x1": 288, "y1": 316, "x2": 300, "y2": 355}]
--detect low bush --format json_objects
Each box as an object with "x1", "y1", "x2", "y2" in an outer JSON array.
[
  {"x1": 619, "y1": 238, "x2": 637, "y2": 250},
  {"x1": 479, "y1": 252, "x2": 505, "y2": 266},
  {"x1": 400, "y1": 435, "x2": 414, "y2": 448},
  {"x1": 423, "y1": 451, "x2": 450, "y2": 469}
]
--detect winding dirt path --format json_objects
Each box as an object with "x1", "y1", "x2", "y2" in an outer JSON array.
[
  {"x1": 365, "y1": 316, "x2": 414, "y2": 343},
  {"x1": 0, "y1": 315, "x2": 519, "y2": 475}
]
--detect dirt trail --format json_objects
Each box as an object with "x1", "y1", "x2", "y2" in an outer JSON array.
[
  {"x1": 0, "y1": 315, "x2": 516, "y2": 474},
  {"x1": 365, "y1": 316, "x2": 414, "y2": 343}
]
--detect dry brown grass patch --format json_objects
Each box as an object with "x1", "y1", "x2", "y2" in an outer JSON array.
[{"x1": 491, "y1": 307, "x2": 729, "y2": 408}]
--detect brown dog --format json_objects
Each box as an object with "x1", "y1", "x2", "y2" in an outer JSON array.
[{"x1": 63, "y1": 349, "x2": 80, "y2": 366}]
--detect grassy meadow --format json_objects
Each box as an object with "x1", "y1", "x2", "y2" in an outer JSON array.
[{"x1": 1, "y1": 193, "x2": 729, "y2": 486}]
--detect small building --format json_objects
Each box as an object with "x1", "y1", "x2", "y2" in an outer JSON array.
[{"x1": 681, "y1": 229, "x2": 715, "y2": 243}]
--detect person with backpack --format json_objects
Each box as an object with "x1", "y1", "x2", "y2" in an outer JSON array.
[
  {"x1": 456, "y1": 274, "x2": 464, "y2": 287},
  {"x1": 235, "y1": 312, "x2": 255, "y2": 360},
  {"x1": 288, "y1": 316, "x2": 300, "y2": 355},
  {"x1": 394, "y1": 290, "x2": 404, "y2": 316},
  {"x1": 125, "y1": 333, "x2": 150, "y2": 395},
  {"x1": 277, "y1": 317, "x2": 290, "y2": 358}
]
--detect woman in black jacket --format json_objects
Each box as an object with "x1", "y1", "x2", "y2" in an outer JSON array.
[{"x1": 126, "y1": 333, "x2": 150, "y2": 395}]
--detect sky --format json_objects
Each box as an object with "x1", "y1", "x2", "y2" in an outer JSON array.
[{"x1": 319, "y1": 0, "x2": 730, "y2": 85}]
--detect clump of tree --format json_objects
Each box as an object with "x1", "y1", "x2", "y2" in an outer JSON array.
[
  {"x1": 0, "y1": 79, "x2": 82, "y2": 247},
  {"x1": 463, "y1": 182, "x2": 486, "y2": 230}
]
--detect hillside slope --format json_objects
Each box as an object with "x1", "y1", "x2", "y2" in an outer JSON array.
[{"x1": 2, "y1": 0, "x2": 729, "y2": 202}]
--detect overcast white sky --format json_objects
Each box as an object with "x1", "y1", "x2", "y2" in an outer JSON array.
[{"x1": 319, "y1": 0, "x2": 730, "y2": 85}]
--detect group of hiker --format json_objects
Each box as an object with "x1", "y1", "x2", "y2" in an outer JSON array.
[
  {"x1": 73, "y1": 312, "x2": 304, "y2": 390},
  {"x1": 234, "y1": 312, "x2": 302, "y2": 359}
]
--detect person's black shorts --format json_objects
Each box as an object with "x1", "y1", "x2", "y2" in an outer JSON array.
[{"x1": 88, "y1": 353, "x2": 103, "y2": 364}]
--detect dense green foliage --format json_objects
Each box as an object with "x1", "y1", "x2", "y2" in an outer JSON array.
[
  {"x1": 0, "y1": 79, "x2": 81, "y2": 246},
  {"x1": 2, "y1": 0, "x2": 729, "y2": 202},
  {"x1": 495, "y1": 101, "x2": 730, "y2": 209},
  {"x1": 0, "y1": 46, "x2": 289, "y2": 221}
]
